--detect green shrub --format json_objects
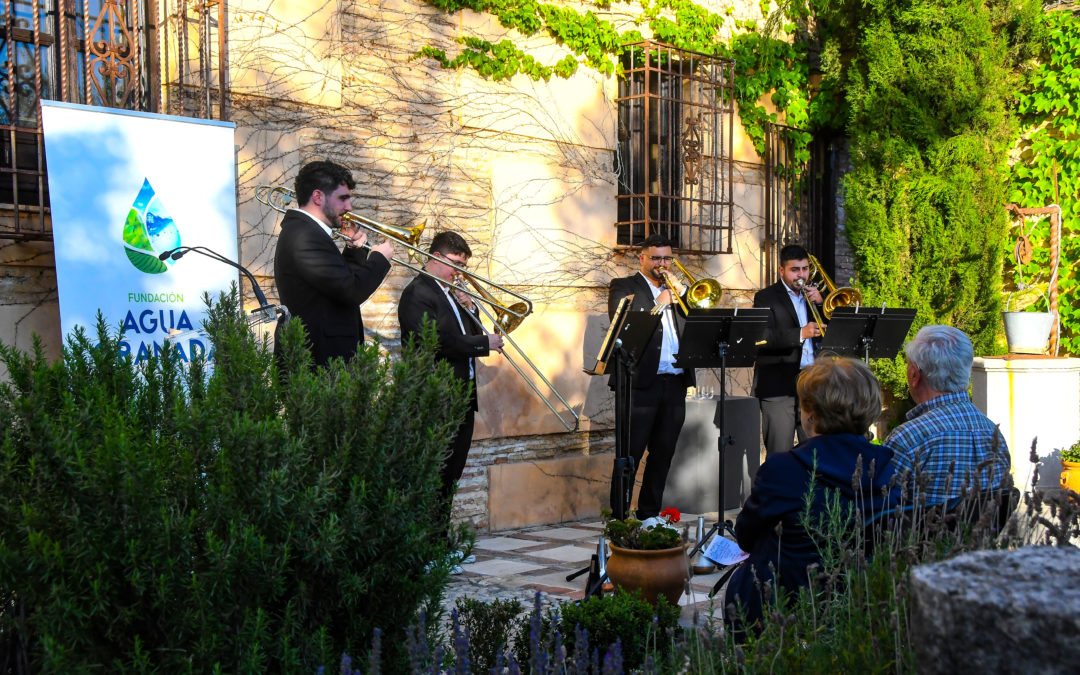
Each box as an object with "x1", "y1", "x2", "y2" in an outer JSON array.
[
  {"x1": 829, "y1": 0, "x2": 1040, "y2": 398},
  {"x1": 0, "y1": 291, "x2": 469, "y2": 672},
  {"x1": 453, "y1": 596, "x2": 526, "y2": 672},
  {"x1": 509, "y1": 588, "x2": 679, "y2": 671}
]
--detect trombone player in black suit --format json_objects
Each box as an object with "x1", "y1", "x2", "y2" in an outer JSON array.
[
  {"x1": 273, "y1": 160, "x2": 394, "y2": 366},
  {"x1": 752, "y1": 244, "x2": 824, "y2": 456},
  {"x1": 607, "y1": 234, "x2": 696, "y2": 520},
  {"x1": 398, "y1": 231, "x2": 504, "y2": 537}
]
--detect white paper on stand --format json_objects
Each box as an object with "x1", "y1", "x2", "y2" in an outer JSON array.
[{"x1": 703, "y1": 535, "x2": 749, "y2": 566}]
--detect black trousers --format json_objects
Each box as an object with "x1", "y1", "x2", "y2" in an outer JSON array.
[
  {"x1": 438, "y1": 388, "x2": 477, "y2": 540},
  {"x1": 759, "y1": 395, "x2": 808, "y2": 457},
  {"x1": 610, "y1": 374, "x2": 687, "y2": 520}
]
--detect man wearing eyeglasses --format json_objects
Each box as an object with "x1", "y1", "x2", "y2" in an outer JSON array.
[
  {"x1": 606, "y1": 234, "x2": 695, "y2": 520},
  {"x1": 398, "y1": 231, "x2": 504, "y2": 549}
]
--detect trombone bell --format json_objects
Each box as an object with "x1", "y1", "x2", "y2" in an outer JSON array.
[
  {"x1": 807, "y1": 254, "x2": 862, "y2": 319},
  {"x1": 495, "y1": 302, "x2": 530, "y2": 334},
  {"x1": 687, "y1": 278, "x2": 723, "y2": 309},
  {"x1": 670, "y1": 259, "x2": 724, "y2": 310},
  {"x1": 824, "y1": 288, "x2": 862, "y2": 319}
]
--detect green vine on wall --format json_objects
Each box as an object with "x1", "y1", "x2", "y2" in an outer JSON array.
[
  {"x1": 415, "y1": 0, "x2": 825, "y2": 159},
  {"x1": 1007, "y1": 9, "x2": 1080, "y2": 356}
]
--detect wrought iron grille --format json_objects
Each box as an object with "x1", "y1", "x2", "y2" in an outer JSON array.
[
  {"x1": 0, "y1": 0, "x2": 227, "y2": 241},
  {"x1": 763, "y1": 122, "x2": 838, "y2": 285},
  {"x1": 614, "y1": 41, "x2": 735, "y2": 254}
]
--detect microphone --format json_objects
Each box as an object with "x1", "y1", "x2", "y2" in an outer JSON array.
[
  {"x1": 158, "y1": 247, "x2": 189, "y2": 261},
  {"x1": 159, "y1": 245, "x2": 280, "y2": 323}
]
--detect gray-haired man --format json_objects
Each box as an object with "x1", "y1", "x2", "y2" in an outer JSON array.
[{"x1": 885, "y1": 325, "x2": 1010, "y2": 505}]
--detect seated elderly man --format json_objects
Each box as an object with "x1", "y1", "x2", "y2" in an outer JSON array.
[{"x1": 885, "y1": 325, "x2": 1010, "y2": 506}]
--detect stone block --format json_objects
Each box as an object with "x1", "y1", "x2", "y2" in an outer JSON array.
[
  {"x1": 488, "y1": 453, "x2": 611, "y2": 530},
  {"x1": 910, "y1": 546, "x2": 1080, "y2": 674}
]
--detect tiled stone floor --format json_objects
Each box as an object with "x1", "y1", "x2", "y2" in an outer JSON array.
[{"x1": 444, "y1": 513, "x2": 735, "y2": 628}]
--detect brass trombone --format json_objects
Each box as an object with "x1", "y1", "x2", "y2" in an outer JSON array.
[
  {"x1": 796, "y1": 255, "x2": 863, "y2": 337},
  {"x1": 651, "y1": 258, "x2": 724, "y2": 315},
  {"x1": 254, "y1": 184, "x2": 532, "y2": 324},
  {"x1": 452, "y1": 272, "x2": 580, "y2": 431},
  {"x1": 256, "y1": 183, "x2": 579, "y2": 431},
  {"x1": 807, "y1": 254, "x2": 862, "y2": 319}
]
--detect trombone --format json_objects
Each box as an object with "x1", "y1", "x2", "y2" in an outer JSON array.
[
  {"x1": 651, "y1": 258, "x2": 724, "y2": 315},
  {"x1": 796, "y1": 255, "x2": 863, "y2": 337},
  {"x1": 452, "y1": 273, "x2": 581, "y2": 432},
  {"x1": 256, "y1": 183, "x2": 579, "y2": 431},
  {"x1": 254, "y1": 184, "x2": 532, "y2": 324}
]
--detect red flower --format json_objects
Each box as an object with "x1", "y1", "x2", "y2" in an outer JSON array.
[{"x1": 660, "y1": 507, "x2": 680, "y2": 523}]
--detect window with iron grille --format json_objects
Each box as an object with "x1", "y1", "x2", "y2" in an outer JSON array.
[
  {"x1": 614, "y1": 41, "x2": 735, "y2": 254},
  {"x1": 0, "y1": 0, "x2": 226, "y2": 241},
  {"x1": 763, "y1": 122, "x2": 837, "y2": 286}
]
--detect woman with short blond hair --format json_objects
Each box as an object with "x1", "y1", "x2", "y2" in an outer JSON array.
[{"x1": 725, "y1": 356, "x2": 901, "y2": 635}]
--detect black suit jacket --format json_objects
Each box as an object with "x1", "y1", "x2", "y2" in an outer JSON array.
[
  {"x1": 398, "y1": 274, "x2": 490, "y2": 410},
  {"x1": 274, "y1": 209, "x2": 391, "y2": 366},
  {"x1": 607, "y1": 272, "x2": 695, "y2": 390},
  {"x1": 752, "y1": 281, "x2": 822, "y2": 397}
]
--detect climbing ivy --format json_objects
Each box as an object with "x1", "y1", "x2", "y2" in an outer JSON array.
[
  {"x1": 415, "y1": 0, "x2": 828, "y2": 158},
  {"x1": 1007, "y1": 9, "x2": 1080, "y2": 356}
]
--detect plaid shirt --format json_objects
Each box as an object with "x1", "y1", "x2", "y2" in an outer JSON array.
[{"x1": 885, "y1": 392, "x2": 1011, "y2": 505}]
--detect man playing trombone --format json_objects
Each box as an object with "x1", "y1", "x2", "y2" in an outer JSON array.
[
  {"x1": 752, "y1": 244, "x2": 824, "y2": 456},
  {"x1": 273, "y1": 160, "x2": 395, "y2": 366},
  {"x1": 398, "y1": 231, "x2": 504, "y2": 544},
  {"x1": 607, "y1": 234, "x2": 695, "y2": 520}
]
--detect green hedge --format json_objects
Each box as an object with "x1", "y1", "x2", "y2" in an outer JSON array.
[
  {"x1": 829, "y1": 0, "x2": 1039, "y2": 397},
  {"x1": 0, "y1": 292, "x2": 469, "y2": 672}
]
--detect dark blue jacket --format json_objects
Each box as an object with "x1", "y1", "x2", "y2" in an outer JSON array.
[{"x1": 724, "y1": 434, "x2": 900, "y2": 629}]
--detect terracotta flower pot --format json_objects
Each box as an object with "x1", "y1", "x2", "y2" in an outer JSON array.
[
  {"x1": 1061, "y1": 460, "x2": 1080, "y2": 495},
  {"x1": 605, "y1": 542, "x2": 689, "y2": 606}
]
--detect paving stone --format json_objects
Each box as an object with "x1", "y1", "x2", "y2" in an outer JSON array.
[
  {"x1": 474, "y1": 536, "x2": 537, "y2": 552},
  {"x1": 522, "y1": 544, "x2": 594, "y2": 563},
  {"x1": 463, "y1": 559, "x2": 548, "y2": 577},
  {"x1": 532, "y1": 527, "x2": 599, "y2": 541}
]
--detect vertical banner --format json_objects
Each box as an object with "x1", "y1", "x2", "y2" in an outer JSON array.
[{"x1": 41, "y1": 102, "x2": 237, "y2": 362}]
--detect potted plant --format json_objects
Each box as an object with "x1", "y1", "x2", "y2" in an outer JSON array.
[
  {"x1": 602, "y1": 507, "x2": 688, "y2": 606},
  {"x1": 1060, "y1": 440, "x2": 1080, "y2": 495}
]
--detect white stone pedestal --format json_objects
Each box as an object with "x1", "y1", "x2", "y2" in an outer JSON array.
[{"x1": 971, "y1": 356, "x2": 1080, "y2": 490}]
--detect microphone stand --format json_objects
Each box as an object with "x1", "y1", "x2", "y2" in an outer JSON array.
[{"x1": 158, "y1": 246, "x2": 288, "y2": 326}]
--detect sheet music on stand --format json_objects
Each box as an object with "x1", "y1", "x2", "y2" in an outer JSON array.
[
  {"x1": 820, "y1": 306, "x2": 916, "y2": 361},
  {"x1": 673, "y1": 307, "x2": 770, "y2": 370},
  {"x1": 583, "y1": 295, "x2": 633, "y2": 376}
]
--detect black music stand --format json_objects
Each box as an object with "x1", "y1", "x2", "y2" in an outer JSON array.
[
  {"x1": 607, "y1": 311, "x2": 663, "y2": 520},
  {"x1": 821, "y1": 306, "x2": 916, "y2": 362},
  {"x1": 583, "y1": 295, "x2": 634, "y2": 377},
  {"x1": 676, "y1": 308, "x2": 768, "y2": 576},
  {"x1": 573, "y1": 304, "x2": 660, "y2": 598}
]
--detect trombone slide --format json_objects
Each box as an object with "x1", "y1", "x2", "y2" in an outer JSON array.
[{"x1": 455, "y1": 283, "x2": 580, "y2": 432}]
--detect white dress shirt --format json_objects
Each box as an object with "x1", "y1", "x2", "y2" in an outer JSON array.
[
  {"x1": 781, "y1": 279, "x2": 816, "y2": 367},
  {"x1": 290, "y1": 208, "x2": 334, "y2": 240},
  {"x1": 640, "y1": 272, "x2": 683, "y2": 375},
  {"x1": 441, "y1": 284, "x2": 475, "y2": 380}
]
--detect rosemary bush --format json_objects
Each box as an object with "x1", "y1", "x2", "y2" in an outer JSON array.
[{"x1": 0, "y1": 291, "x2": 469, "y2": 672}]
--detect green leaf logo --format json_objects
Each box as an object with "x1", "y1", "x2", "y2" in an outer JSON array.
[{"x1": 123, "y1": 178, "x2": 181, "y2": 274}]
